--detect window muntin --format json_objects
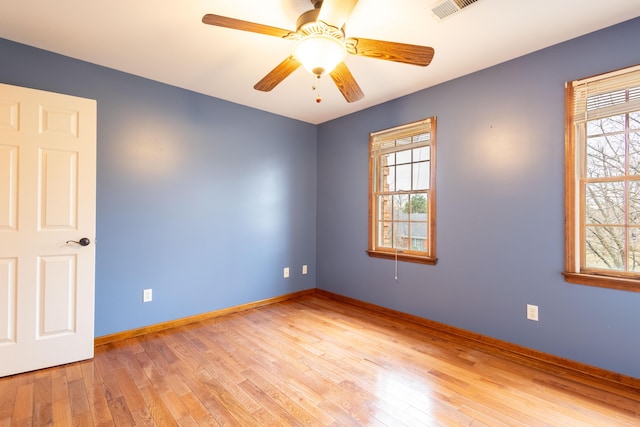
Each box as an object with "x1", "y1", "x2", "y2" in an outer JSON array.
[
  {"x1": 565, "y1": 64, "x2": 640, "y2": 291},
  {"x1": 368, "y1": 118, "x2": 437, "y2": 264}
]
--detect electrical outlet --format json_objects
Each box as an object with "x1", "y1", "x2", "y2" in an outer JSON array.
[
  {"x1": 143, "y1": 289, "x2": 152, "y2": 303},
  {"x1": 526, "y1": 304, "x2": 538, "y2": 321},
  {"x1": 283, "y1": 267, "x2": 290, "y2": 278},
  {"x1": 302, "y1": 265, "x2": 308, "y2": 275}
]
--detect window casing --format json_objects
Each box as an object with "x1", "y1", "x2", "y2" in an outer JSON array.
[
  {"x1": 368, "y1": 118, "x2": 437, "y2": 264},
  {"x1": 565, "y1": 64, "x2": 640, "y2": 292}
]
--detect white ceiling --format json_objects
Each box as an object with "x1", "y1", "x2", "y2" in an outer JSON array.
[{"x1": 1, "y1": 0, "x2": 639, "y2": 124}]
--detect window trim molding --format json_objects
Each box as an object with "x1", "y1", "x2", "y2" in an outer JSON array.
[
  {"x1": 563, "y1": 272, "x2": 640, "y2": 292},
  {"x1": 365, "y1": 250, "x2": 438, "y2": 265},
  {"x1": 563, "y1": 65, "x2": 640, "y2": 293},
  {"x1": 367, "y1": 117, "x2": 437, "y2": 264}
]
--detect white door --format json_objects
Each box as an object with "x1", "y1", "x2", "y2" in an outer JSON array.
[{"x1": 0, "y1": 83, "x2": 96, "y2": 377}]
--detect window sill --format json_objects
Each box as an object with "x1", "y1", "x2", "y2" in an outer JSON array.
[
  {"x1": 563, "y1": 272, "x2": 640, "y2": 293},
  {"x1": 366, "y1": 250, "x2": 438, "y2": 265}
]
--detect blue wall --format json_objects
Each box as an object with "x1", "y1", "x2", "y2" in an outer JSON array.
[
  {"x1": 0, "y1": 39, "x2": 317, "y2": 336},
  {"x1": 317, "y1": 17, "x2": 640, "y2": 378}
]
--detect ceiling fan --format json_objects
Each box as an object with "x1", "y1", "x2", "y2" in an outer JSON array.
[{"x1": 202, "y1": 0, "x2": 435, "y2": 103}]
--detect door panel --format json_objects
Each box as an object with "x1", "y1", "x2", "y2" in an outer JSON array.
[
  {"x1": 39, "y1": 255, "x2": 77, "y2": 337},
  {"x1": 0, "y1": 83, "x2": 96, "y2": 377},
  {"x1": 0, "y1": 145, "x2": 18, "y2": 230},
  {"x1": 39, "y1": 105, "x2": 79, "y2": 137},
  {"x1": 0, "y1": 257, "x2": 17, "y2": 343},
  {"x1": 40, "y1": 149, "x2": 78, "y2": 229},
  {"x1": 0, "y1": 99, "x2": 19, "y2": 131}
]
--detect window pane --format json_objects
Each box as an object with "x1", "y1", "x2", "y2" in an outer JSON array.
[
  {"x1": 413, "y1": 161, "x2": 430, "y2": 190},
  {"x1": 585, "y1": 226, "x2": 625, "y2": 270},
  {"x1": 396, "y1": 164, "x2": 411, "y2": 191},
  {"x1": 586, "y1": 115, "x2": 625, "y2": 136},
  {"x1": 378, "y1": 221, "x2": 392, "y2": 248},
  {"x1": 396, "y1": 149, "x2": 411, "y2": 164},
  {"x1": 393, "y1": 222, "x2": 409, "y2": 250},
  {"x1": 586, "y1": 134, "x2": 625, "y2": 178},
  {"x1": 413, "y1": 146, "x2": 430, "y2": 161},
  {"x1": 630, "y1": 131, "x2": 640, "y2": 175},
  {"x1": 410, "y1": 221, "x2": 428, "y2": 251},
  {"x1": 585, "y1": 181, "x2": 625, "y2": 225},
  {"x1": 631, "y1": 111, "x2": 640, "y2": 130},
  {"x1": 394, "y1": 194, "x2": 408, "y2": 219},
  {"x1": 629, "y1": 227, "x2": 640, "y2": 272},
  {"x1": 629, "y1": 181, "x2": 640, "y2": 225},
  {"x1": 378, "y1": 195, "x2": 393, "y2": 222},
  {"x1": 381, "y1": 152, "x2": 395, "y2": 166},
  {"x1": 381, "y1": 165, "x2": 395, "y2": 191},
  {"x1": 408, "y1": 194, "x2": 427, "y2": 217}
]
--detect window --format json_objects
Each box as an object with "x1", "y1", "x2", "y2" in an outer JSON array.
[
  {"x1": 565, "y1": 64, "x2": 640, "y2": 292},
  {"x1": 368, "y1": 117, "x2": 437, "y2": 264}
]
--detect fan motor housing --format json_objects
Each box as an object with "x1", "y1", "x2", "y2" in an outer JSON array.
[
  {"x1": 296, "y1": 8, "x2": 345, "y2": 39},
  {"x1": 296, "y1": 9, "x2": 321, "y2": 33}
]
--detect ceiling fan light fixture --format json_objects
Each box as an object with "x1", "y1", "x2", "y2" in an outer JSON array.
[{"x1": 293, "y1": 34, "x2": 346, "y2": 76}]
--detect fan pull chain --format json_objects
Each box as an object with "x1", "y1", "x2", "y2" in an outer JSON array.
[{"x1": 312, "y1": 75, "x2": 322, "y2": 103}]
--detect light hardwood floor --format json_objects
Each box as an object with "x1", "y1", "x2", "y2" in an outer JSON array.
[{"x1": 1, "y1": 293, "x2": 639, "y2": 426}]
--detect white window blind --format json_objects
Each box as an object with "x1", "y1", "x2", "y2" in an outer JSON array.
[
  {"x1": 370, "y1": 118, "x2": 432, "y2": 157},
  {"x1": 571, "y1": 64, "x2": 640, "y2": 122}
]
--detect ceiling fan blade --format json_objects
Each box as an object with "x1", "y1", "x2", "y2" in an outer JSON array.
[
  {"x1": 347, "y1": 38, "x2": 435, "y2": 67},
  {"x1": 254, "y1": 56, "x2": 301, "y2": 92},
  {"x1": 329, "y1": 62, "x2": 364, "y2": 103},
  {"x1": 202, "y1": 14, "x2": 293, "y2": 38},
  {"x1": 317, "y1": 0, "x2": 359, "y2": 29}
]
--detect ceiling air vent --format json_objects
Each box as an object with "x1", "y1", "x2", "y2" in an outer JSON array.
[{"x1": 431, "y1": 0, "x2": 480, "y2": 21}]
